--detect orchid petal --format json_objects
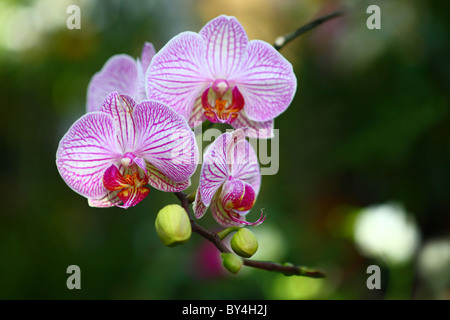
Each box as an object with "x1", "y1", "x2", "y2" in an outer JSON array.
[
  {"x1": 188, "y1": 96, "x2": 207, "y2": 128},
  {"x1": 220, "y1": 179, "x2": 256, "y2": 211},
  {"x1": 210, "y1": 192, "x2": 265, "y2": 227},
  {"x1": 193, "y1": 187, "x2": 208, "y2": 219},
  {"x1": 200, "y1": 132, "x2": 230, "y2": 206},
  {"x1": 56, "y1": 112, "x2": 121, "y2": 200},
  {"x1": 230, "y1": 111, "x2": 274, "y2": 138},
  {"x1": 88, "y1": 196, "x2": 116, "y2": 208},
  {"x1": 146, "y1": 32, "x2": 210, "y2": 120},
  {"x1": 146, "y1": 162, "x2": 191, "y2": 192},
  {"x1": 140, "y1": 42, "x2": 156, "y2": 73},
  {"x1": 226, "y1": 133, "x2": 261, "y2": 194},
  {"x1": 87, "y1": 54, "x2": 138, "y2": 112},
  {"x1": 234, "y1": 40, "x2": 297, "y2": 122},
  {"x1": 199, "y1": 15, "x2": 248, "y2": 78},
  {"x1": 136, "y1": 42, "x2": 156, "y2": 102},
  {"x1": 133, "y1": 100, "x2": 198, "y2": 183},
  {"x1": 134, "y1": 156, "x2": 147, "y2": 176},
  {"x1": 99, "y1": 92, "x2": 137, "y2": 152}
]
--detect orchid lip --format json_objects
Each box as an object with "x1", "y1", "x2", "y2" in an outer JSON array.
[
  {"x1": 103, "y1": 164, "x2": 150, "y2": 208},
  {"x1": 201, "y1": 84, "x2": 245, "y2": 124}
]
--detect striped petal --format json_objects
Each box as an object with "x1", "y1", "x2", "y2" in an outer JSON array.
[
  {"x1": 199, "y1": 15, "x2": 248, "y2": 79},
  {"x1": 88, "y1": 196, "x2": 117, "y2": 208},
  {"x1": 188, "y1": 96, "x2": 207, "y2": 128},
  {"x1": 146, "y1": 162, "x2": 191, "y2": 192},
  {"x1": 234, "y1": 40, "x2": 297, "y2": 122},
  {"x1": 99, "y1": 92, "x2": 137, "y2": 153},
  {"x1": 199, "y1": 132, "x2": 230, "y2": 206},
  {"x1": 210, "y1": 191, "x2": 265, "y2": 227},
  {"x1": 193, "y1": 187, "x2": 208, "y2": 219},
  {"x1": 136, "y1": 42, "x2": 157, "y2": 102},
  {"x1": 133, "y1": 100, "x2": 199, "y2": 183},
  {"x1": 56, "y1": 112, "x2": 122, "y2": 200},
  {"x1": 86, "y1": 54, "x2": 138, "y2": 112},
  {"x1": 140, "y1": 42, "x2": 156, "y2": 73},
  {"x1": 230, "y1": 110, "x2": 274, "y2": 139},
  {"x1": 220, "y1": 179, "x2": 256, "y2": 212},
  {"x1": 226, "y1": 132, "x2": 261, "y2": 195},
  {"x1": 146, "y1": 32, "x2": 210, "y2": 120}
]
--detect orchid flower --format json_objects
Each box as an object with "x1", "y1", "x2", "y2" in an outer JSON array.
[
  {"x1": 146, "y1": 15, "x2": 297, "y2": 138},
  {"x1": 56, "y1": 92, "x2": 198, "y2": 208},
  {"x1": 193, "y1": 128, "x2": 264, "y2": 226},
  {"x1": 87, "y1": 42, "x2": 156, "y2": 112}
]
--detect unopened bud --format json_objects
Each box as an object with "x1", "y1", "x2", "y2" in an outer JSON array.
[
  {"x1": 155, "y1": 204, "x2": 191, "y2": 247},
  {"x1": 230, "y1": 228, "x2": 258, "y2": 258},
  {"x1": 221, "y1": 253, "x2": 243, "y2": 274}
]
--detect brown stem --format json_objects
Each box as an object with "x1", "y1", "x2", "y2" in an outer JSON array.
[
  {"x1": 174, "y1": 192, "x2": 326, "y2": 278},
  {"x1": 274, "y1": 9, "x2": 346, "y2": 51}
]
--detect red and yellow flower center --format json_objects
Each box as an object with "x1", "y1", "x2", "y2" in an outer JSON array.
[
  {"x1": 103, "y1": 163, "x2": 150, "y2": 208},
  {"x1": 202, "y1": 79, "x2": 244, "y2": 124}
]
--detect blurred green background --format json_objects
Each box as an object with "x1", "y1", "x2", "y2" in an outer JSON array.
[{"x1": 0, "y1": 0, "x2": 449, "y2": 299}]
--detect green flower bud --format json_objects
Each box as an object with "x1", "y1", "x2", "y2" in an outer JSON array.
[
  {"x1": 155, "y1": 204, "x2": 191, "y2": 247},
  {"x1": 230, "y1": 228, "x2": 259, "y2": 258},
  {"x1": 221, "y1": 253, "x2": 243, "y2": 274}
]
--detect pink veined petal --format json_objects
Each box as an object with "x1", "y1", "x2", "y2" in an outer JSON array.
[
  {"x1": 146, "y1": 31, "x2": 211, "y2": 120},
  {"x1": 86, "y1": 54, "x2": 138, "y2": 112},
  {"x1": 233, "y1": 40, "x2": 297, "y2": 122},
  {"x1": 135, "y1": 59, "x2": 148, "y2": 102},
  {"x1": 99, "y1": 92, "x2": 137, "y2": 153},
  {"x1": 133, "y1": 100, "x2": 198, "y2": 183},
  {"x1": 88, "y1": 196, "x2": 117, "y2": 208},
  {"x1": 220, "y1": 179, "x2": 245, "y2": 209},
  {"x1": 188, "y1": 96, "x2": 207, "y2": 128},
  {"x1": 210, "y1": 192, "x2": 265, "y2": 227},
  {"x1": 227, "y1": 135, "x2": 261, "y2": 195},
  {"x1": 140, "y1": 42, "x2": 156, "y2": 73},
  {"x1": 134, "y1": 156, "x2": 147, "y2": 176},
  {"x1": 193, "y1": 187, "x2": 208, "y2": 219},
  {"x1": 220, "y1": 179, "x2": 256, "y2": 212},
  {"x1": 136, "y1": 43, "x2": 156, "y2": 102},
  {"x1": 199, "y1": 15, "x2": 249, "y2": 79},
  {"x1": 231, "y1": 110, "x2": 274, "y2": 139},
  {"x1": 224, "y1": 127, "x2": 249, "y2": 168},
  {"x1": 146, "y1": 162, "x2": 191, "y2": 192},
  {"x1": 56, "y1": 112, "x2": 122, "y2": 200},
  {"x1": 200, "y1": 132, "x2": 231, "y2": 206}
]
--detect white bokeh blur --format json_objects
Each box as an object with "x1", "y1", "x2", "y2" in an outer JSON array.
[{"x1": 353, "y1": 202, "x2": 421, "y2": 266}]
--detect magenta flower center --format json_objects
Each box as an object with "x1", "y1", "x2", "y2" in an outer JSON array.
[
  {"x1": 202, "y1": 79, "x2": 244, "y2": 124},
  {"x1": 102, "y1": 158, "x2": 150, "y2": 207}
]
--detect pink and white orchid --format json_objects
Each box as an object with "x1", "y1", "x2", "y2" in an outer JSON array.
[
  {"x1": 193, "y1": 128, "x2": 264, "y2": 226},
  {"x1": 87, "y1": 42, "x2": 156, "y2": 112},
  {"x1": 56, "y1": 92, "x2": 198, "y2": 208},
  {"x1": 146, "y1": 15, "x2": 297, "y2": 138}
]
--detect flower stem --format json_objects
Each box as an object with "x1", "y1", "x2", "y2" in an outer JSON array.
[
  {"x1": 173, "y1": 192, "x2": 326, "y2": 278},
  {"x1": 273, "y1": 9, "x2": 346, "y2": 51},
  {"x1": 217, "y1": 226, "x2": 241, "y2": 240}
]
